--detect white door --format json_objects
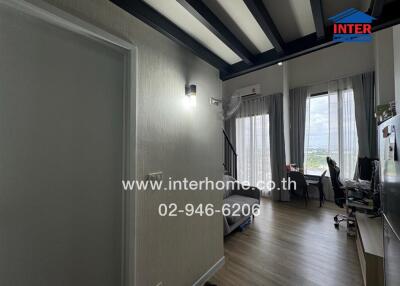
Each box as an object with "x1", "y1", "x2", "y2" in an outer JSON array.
[{"x1": 0, "y1": 3, "x2": 126, "y2": 286}]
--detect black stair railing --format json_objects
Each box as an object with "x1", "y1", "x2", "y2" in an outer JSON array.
[{"x1": 223, "y1": 129, "x2": 237, "y2": 179}]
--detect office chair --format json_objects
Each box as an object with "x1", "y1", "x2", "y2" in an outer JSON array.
[
  {"x1": 326, "y1": 157, "x2": 354, "y2": 228},
  {"x1": 287, "y1": 171, "x2": 309, "y2": 205}
]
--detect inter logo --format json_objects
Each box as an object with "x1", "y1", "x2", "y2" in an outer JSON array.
[{"x1": 329, "y1": 8, "x2": 375, "y2": 42}]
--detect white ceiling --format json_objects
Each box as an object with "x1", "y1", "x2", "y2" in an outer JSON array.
[
  {"x1": 144, "y1": 0, "x2": 242, "y2": 64},
  {"x1": 203, "y1": 0, "x2": 274, "y2": 54},
  {"x1": 144, "y1": 0, "x2": 373, "y2": 65},
  {"x1": 262, "y1": 0, "x2": 316, "y2": 42}
]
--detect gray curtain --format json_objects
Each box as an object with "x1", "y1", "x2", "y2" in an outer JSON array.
[
  {"x1": 269, "y1": 93, "x2": 287, "y2": 201},
  {"x1": 289, "y1": 87, "x2": 308, "y2": 168},
  {"x1": 351, "y1": 72, "x2": 377, "y2": 158}
]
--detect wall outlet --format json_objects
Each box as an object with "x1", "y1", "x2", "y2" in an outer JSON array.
[{"x1": 146, "y1": 171, "x2": 163, "y2": 182}]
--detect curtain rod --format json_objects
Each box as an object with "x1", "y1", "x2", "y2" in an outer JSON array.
[{"x1": 291, "y1": 69, "x2": 375, "y2": 90}]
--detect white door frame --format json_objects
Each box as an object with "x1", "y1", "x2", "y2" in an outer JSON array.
[{"x1": 0, "y1": 1, "x2": 138, "y2": 285}]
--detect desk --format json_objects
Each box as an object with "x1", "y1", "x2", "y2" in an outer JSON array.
[
  {"x1": 355, "y1": 213, "x2": 384, "y2": 286},
  {"x1": 347, "y1": 201, "x2": 374, "y2": 211},
  {"x1": 305, "y1": 174, "x2": 325, "y2": 207}
]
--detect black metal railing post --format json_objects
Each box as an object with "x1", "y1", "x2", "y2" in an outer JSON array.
[{"x1": 223, "y1": 129, "x2": 237, "y2": 179}]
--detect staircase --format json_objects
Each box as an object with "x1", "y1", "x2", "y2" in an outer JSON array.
[{"x1": 223, "y1": 129, "x2": 237, "y2": 179}]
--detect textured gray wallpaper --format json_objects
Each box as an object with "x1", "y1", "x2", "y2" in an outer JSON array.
[{"x1": 39, "y1": 0, "x2": 224, "y2": 285}]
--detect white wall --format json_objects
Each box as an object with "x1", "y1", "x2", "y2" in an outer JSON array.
[
  {"x1": 222, "y1": 64, "x2": 283, "y2": 99},
  {"x1": 374, "y1": 28, "x2": 395, "y2": 105},
  {"x1": 32, "y1": 0, "x2": 224, "y2": 285},
  {"x1": 288, "y1": 42, "x2": 374, "y2": 88}
]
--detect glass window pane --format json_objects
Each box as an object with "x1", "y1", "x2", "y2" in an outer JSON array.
[
  {"x1": 304, "y1": 95, "x2": 332, "y2": 175},
  {"x1": 304, "y1": 89, "x2": 358, "y2": 179},
  {"x1": 236, "y1": 114, "x2": 271, "y2": 194}
]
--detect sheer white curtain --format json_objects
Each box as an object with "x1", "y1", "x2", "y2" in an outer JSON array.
[
  {"x1": 304, "y1": 79, "x2": 358, "y2": 180},
  {"x1": 340, "y1": 88, "x2": 359, "y2": 179},
  {"x1": 235, "y1": 96, "x2": 271, "y2": 196}
]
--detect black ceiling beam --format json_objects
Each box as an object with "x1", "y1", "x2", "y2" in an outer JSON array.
[
  {"x1": 221, "y1": 0, "x2": 400, "y2": 81},
  {"x1": 310, "y1": 0, "x2": 326, "y2": 39},
  {"x1": 371, "y1": 0, "x2": 400, "y2": 31},
  {"x1": 369, "y1": 0, "x2": 385, "y2": 18},
  {"x1": 110, "y1": 0, "x2": 230, "y2": 73},
  {"x1": 177, "y1": 0, "x2": 254, "y2": 64},
  {"x1": 243, "y1": 0, "x2": 286, "y2": 54}
]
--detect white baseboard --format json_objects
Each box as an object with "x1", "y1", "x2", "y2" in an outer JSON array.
[{"x1": 192, "y1": 256, "x2": 225, "y2": 286}]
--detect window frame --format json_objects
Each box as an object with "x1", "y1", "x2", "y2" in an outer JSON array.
[
  {"x1": 304, "y1": 91, "x2": 331, "y2": 176},
  {"x1": 304, "y1": 88, "x2": 358, "y2": 178}
]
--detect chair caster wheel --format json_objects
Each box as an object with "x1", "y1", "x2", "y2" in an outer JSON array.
[{"x1": 334, "y1": 222, "x2": 339, "y2": 228}]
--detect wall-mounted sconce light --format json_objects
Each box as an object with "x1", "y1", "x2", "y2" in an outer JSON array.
[
  {"x1": 184, "y1": 84, "x2": 197, "y2": 108},
  {"x1": 277, "y1": 62, "x2": 283, "y2": 66}
]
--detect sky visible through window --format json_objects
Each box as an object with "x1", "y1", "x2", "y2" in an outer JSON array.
[{"x1": 304, "y1": 90, "x2": 358, "y2": 179}]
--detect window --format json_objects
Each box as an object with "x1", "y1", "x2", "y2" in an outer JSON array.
[
  {"x1": 236, "y1": 114, "x2": 271, "y2": 194},
  {"x1": 304, "y1": 93, "x2": 338, "y2": 175},
  {"x1": 304, "y1": 89, "x2": 358, "y2": 179}
]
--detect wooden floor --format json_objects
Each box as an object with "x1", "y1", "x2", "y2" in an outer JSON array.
[{"x1": 210, "y1": 198, "x2": 363, "y2": 286}]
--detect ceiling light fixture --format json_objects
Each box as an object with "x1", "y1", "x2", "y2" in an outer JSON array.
[{"x1": 278, "y1": 62, "x2": 283, "y2": 66}]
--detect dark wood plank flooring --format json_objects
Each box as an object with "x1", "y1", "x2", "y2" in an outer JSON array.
[{"x1": 210, "y1": 198, "x2": 363, "y2": 286}]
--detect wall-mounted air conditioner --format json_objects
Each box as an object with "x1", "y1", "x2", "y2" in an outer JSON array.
[{"x1": 233, "y1": 84, "x2": 261, "y2": 97}]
